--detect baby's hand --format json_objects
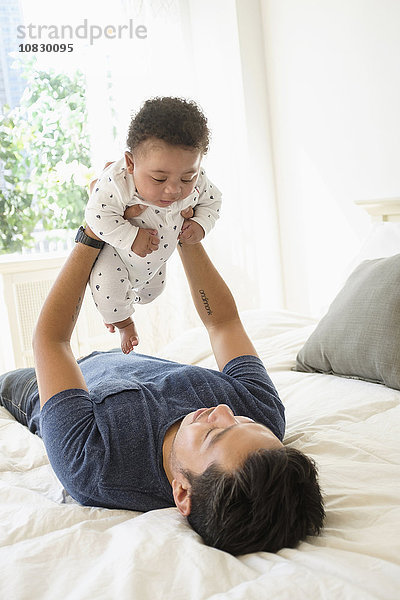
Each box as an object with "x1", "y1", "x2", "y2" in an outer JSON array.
[
  {"x1": 180, "y1": 207, "x2": 194, "y2": 220},
  {"x1": 131, "y1": 228, "x2": 160, "y2": 257},
  {"x1": 124, "y1": 204, "x2": 147, "y2": 220},
  {"x1": 178, "y1": 219, "x2": 205, "y2": 245}
]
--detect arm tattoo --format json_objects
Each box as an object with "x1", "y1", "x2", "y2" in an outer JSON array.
[
  {"x1": 71, "y1": 296, "x2": 83, "y2": 323},
  {"x1": 198, "y1": 289, "x2": 213, "y2": 315}
]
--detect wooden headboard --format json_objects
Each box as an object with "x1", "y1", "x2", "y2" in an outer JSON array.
[{"x1": 355, "y1": 197, "x2": 400, "y2": 222}]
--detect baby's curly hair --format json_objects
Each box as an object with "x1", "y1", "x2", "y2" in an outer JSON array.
[{"x1": 126, "y1": 97, "x2": 210, "y2": 155}]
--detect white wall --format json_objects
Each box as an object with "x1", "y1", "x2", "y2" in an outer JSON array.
[
  {"x1": 260, "y1": 0, "x2": 400, "y2": 315},
  {"x1": 234, "y1": 0, "x2": 284, "y2": 309},
  {"x1": 19, "y1": 0, "x2": 284, "y2": 316}
]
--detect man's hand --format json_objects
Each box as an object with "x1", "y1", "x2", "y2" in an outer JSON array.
[
  {"x1": 84, "y1": 224, "x2": 103, "y2": 242},
  {"x1": 178, "y1": 207, "x2": 205, "y2": 245},
  {"x1": 124, "y1": 204, "x2": 147, "y2": 220},
  {"x1": 131, "y1": 228, "x2": 160, "y2": 257},
  {"x1": 89, "y1": 162, "x2": 115, "y2": 194}
]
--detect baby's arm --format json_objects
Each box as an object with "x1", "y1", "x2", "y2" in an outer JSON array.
[
  {"x1": 85, "y1": 183, "x2": 140, "y2": 252},
  {"x1": 178, "y1": 209, "x2": 205, "y2": 244},
  {"x1": 189, "y1": 171, "x2": 222, "y2": 235},
  {"x1": 179, "y1": 172, "x2": 222, "y2": 244},
  {"x1": 131, "y1": 228, "x2": 160, "y2": 257},
  {"x1": 86, "y1": 186, "x2": 159, "y2": 256}
]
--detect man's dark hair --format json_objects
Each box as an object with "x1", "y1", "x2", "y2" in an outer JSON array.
[
  {"x1": 126, "y1": 96, "x2": 210, "y2": 154},
  {"x1": 184, "y1": 447, "x2": 325, "y2": 555}
]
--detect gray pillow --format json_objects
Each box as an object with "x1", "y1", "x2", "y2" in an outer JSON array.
[{"x1": 295, "y1": 254, "x2": 400, "y2": 390}]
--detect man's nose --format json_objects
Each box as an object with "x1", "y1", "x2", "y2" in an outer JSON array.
[{"x1": 207, "y1": 404, "x2": 235, "y2": 425}]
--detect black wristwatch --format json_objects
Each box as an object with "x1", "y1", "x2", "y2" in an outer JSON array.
[{"x1": 75, "y1": 226, "x2": 105, "y2": 249}]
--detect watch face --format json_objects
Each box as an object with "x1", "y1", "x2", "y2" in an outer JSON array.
[{"x1": 75, "y1": 227, "x2": 85, "y2": 243}]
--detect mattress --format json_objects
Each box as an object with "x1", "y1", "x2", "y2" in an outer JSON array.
[{"x1": 1, "y1": 309, "x2": 399, "y2": 600}]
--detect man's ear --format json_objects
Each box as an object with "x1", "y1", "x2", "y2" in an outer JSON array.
[
  {"x1": 172, "y1": 477, "x2": 192, "y2": 517},
  {"x1": 125, "y1": 151, "x2": 134, "y2": 174}
]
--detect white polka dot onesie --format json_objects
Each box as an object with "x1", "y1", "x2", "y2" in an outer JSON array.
[{"x1": 85, "y1": 158, "x2": 222, "y2": 323}]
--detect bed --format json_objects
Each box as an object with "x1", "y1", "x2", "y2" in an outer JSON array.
[{"x1": 1, "y1": 201, "x2": 400, "y2": 600}]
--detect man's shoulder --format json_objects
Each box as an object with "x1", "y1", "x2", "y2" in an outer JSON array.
[{"x1": 222, "y1": 354, "x2": 266, "y2": 375}]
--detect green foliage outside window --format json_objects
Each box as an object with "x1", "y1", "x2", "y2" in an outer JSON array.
[{"x1": 0, "y1": 56, "x2": 95, "y2": 254}]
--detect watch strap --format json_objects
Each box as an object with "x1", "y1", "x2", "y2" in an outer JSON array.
[{"x1": 75, "y1": 226, "x2": 105, "y2": 249}]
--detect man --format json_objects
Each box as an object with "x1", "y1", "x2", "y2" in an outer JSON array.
[{"x1": 0, "y1": 223, "x2": 324, "y2": 555}]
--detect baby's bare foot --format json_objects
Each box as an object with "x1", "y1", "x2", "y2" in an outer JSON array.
[
  {"x1": 119, "y1": 322, "x2": 139, "y2": 354},
  {"x1": 104, "y1": 322, "x2": 116, "y2": 333}
]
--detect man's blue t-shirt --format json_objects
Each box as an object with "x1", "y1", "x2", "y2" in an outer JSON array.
[{"x1": 40, "y1": 351, "x2": 285, "y2": 512}]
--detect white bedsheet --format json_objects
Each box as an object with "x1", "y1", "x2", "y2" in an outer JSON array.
[{"x1": 1, "y1": 309, "x2": 399, "y2": 600}]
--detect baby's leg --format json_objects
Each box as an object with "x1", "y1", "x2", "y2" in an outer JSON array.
[
  {"x1": 111, "y1": 317, "x2": 139, "y2": 355},
  {"x1": 115, "y1": 262, "x2": 166, "y2": 353},
  {"x1": 132, "y1": 263, "x2": 167, "y2": 305},
  {"x1": 89, "y1": 245, "x2": 138, "y2": 353}
]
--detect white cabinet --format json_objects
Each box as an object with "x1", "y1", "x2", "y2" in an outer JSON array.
[
  {"x1": 0, "y1": 253, "x2": 116, "y2": 371},
  {"x1": 0, "y1": 251, "x2": 200, "y2": 372}
]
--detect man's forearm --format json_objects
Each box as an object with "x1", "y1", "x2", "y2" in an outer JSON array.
[
  {"x1": 33, "y1": 242, "x2": 101, "y2": 348},
  {"x1": 33, "y1": 236, "x2": 102, "y2": 405},
  {"x1": 177, "y1": 242, "x2": 239, "y2": 329}
]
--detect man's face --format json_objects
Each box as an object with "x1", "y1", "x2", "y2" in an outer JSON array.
[
  {"x1": 171, "y1": 404, "x2": 284, "y2": 476},
  {"x1": 125, "y1": 139, "x2": 202, "y2": 208}
]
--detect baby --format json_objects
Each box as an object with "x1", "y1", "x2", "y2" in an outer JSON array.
[{"x1": 85, "y1": 96, "x2": 222, "y2": 353}]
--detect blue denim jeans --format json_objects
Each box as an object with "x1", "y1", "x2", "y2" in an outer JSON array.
[
  {"x1": 0, "y1": 350, "x2": 123, "y2": 437},
  {"x1": 0, "y1": 368, "x2": 41, "y2": 435}
]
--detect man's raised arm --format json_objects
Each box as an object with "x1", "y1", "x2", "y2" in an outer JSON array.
[
  {"x1": 177, "y1": 242, "x2": 258, "y2": 371},
  {"x1": 32, "y1": 227, "x2": 102, "y2": 408}
]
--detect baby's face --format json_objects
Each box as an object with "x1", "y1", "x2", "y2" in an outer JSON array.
[{"x1": 125, "y1": 139, "x2": 202, "y2": 208}]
